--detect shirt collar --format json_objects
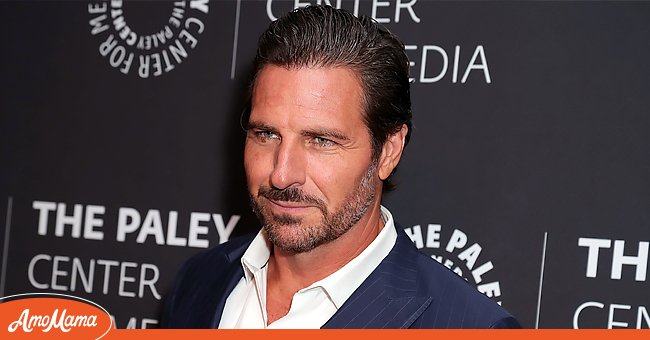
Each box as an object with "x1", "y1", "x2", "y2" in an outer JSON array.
[{"x1": 240, "y1": 231, "x2": 272, "y2": 283}]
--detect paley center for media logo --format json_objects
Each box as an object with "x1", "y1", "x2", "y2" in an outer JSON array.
[
  {"x1": 403, "y1": 224, "x2": 503, "y2": 304},
  {"x1": 0, "y1": 293, "x2": 112, "y2": 338},
  {"x1": 87, "y1": 0, "x2": 209, "y2": 78}
]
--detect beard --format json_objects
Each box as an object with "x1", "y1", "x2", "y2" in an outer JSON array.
[{"x1": 249, "y1": 160, "x2": 378, "y2": 254}]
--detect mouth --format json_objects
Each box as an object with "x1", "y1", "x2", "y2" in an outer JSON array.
[{"x1": 266, "y1": 199, "x2": 316, "y2": 213}]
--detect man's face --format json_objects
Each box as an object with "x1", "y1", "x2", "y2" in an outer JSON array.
[{"x1": 244, "y1": 65, "x2": 380, "y2": 253}]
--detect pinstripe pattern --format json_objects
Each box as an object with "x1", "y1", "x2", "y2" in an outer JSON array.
[{"x1": 161, "y1": 227, "x2": 521, "y2": 329}]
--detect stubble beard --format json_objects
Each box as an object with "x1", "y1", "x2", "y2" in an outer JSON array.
[{"x1": 249, "y1": 160, "x2": 378, "y2": 254}]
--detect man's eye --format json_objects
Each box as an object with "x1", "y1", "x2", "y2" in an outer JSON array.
[
  {"x1": 253, "y1": 130, "x2": 279, "y2": 142},
  {"x1": 311, "y1": 137, "x2": 335, "y2": 148}
]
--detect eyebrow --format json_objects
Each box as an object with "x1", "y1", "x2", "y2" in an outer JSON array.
[
  {"x1": 247, "y1": 121, "x2": 277, "y2": 133},
  {"x1": 301, "y1": 128, "x2": 350, "y2": 142}
]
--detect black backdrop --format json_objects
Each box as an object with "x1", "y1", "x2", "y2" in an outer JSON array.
[{"x1": 1, "y1": 0, "x2": 649, "y2": 329}]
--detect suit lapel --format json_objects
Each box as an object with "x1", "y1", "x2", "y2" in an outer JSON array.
[
  {"x1": 177, "y1": 235, "x2": 252, "y2": 328},
  {"x1": 323, "y1": 232, "x2": 432, "y2": 328},
  {"x1": 208, "y1": 255, "x2": 245, "y2": 328}
]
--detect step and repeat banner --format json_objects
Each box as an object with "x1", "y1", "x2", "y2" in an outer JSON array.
[{"x1": 1, "y1": 0, "x2": 648, "y2": 329}]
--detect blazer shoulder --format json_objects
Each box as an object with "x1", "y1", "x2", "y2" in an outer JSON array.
[{"x1": 394, "y1": 229, "x2": 520, "y2": 328}]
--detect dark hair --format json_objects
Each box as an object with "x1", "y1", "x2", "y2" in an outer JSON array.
[{"x1": 247, "y1": 5, "x2": 412, "y2": 190}]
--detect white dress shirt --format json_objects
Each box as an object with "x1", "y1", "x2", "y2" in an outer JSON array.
[{"x1": 218, "y1": 206, "x2": 398, "y2": 329}]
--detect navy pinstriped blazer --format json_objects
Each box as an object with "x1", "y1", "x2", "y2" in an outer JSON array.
[{"x1": 161, "y1": 227, "x2": 521, "y2": 329}]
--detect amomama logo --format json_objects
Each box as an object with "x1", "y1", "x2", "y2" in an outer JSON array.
[
  {"x1": 87, "y1": 0, "x2": 209, "y2": 77},
  {"x1": 403, "y1": 224, "x2": 504, "y2": 304},
  {"x1": 0, "y1": 293, "x2": 112, "y2": 339}
]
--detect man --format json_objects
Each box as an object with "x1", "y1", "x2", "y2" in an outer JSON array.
[{"x1": 162, "y1": 5, "x2": 520, "y2": 329}]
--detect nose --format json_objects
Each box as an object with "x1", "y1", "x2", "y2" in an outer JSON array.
[{"x1": 270, "y1": 139, "x2": 306, "y2": 190}]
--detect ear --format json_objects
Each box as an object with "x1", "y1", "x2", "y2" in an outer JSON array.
[{"x1": 378, "y1": 124, "x2": 408, "y2": 181}]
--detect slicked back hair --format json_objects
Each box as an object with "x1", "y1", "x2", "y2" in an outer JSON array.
[{"x1": 247, "y1": 5, "x2": 412, "y2": 191}]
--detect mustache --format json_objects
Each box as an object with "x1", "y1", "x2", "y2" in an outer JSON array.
[{"x1": 258, "y1": 186, "x2": 325, "y2": 208}]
